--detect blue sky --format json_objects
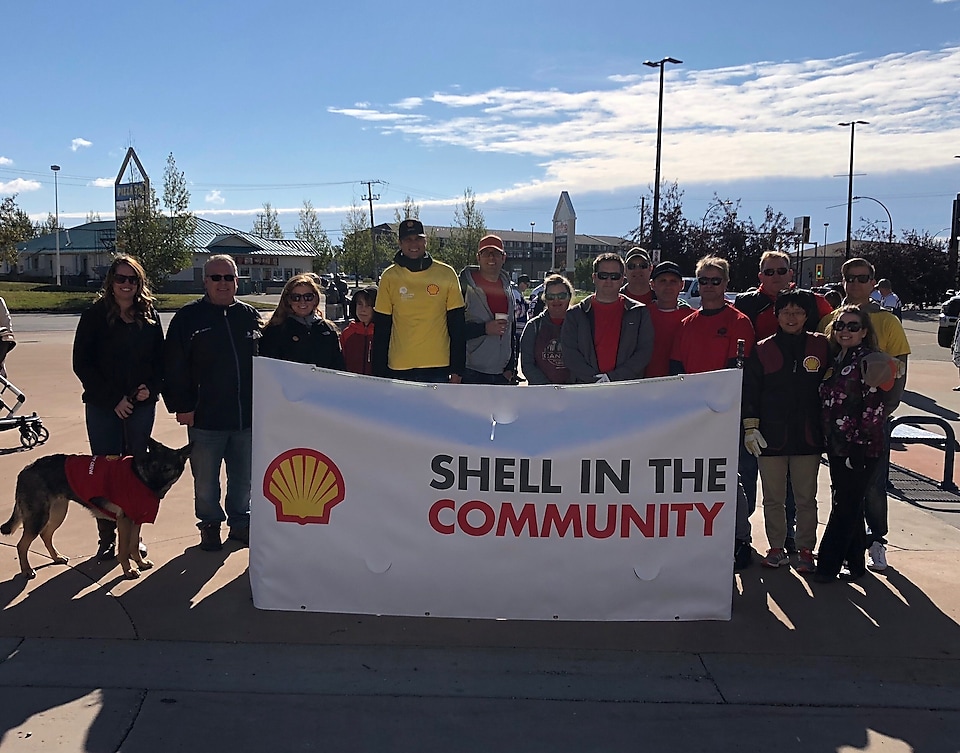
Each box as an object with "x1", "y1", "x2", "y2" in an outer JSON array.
[{"x1": 3, "y1": 0, "x2": 960, "y2": 247}]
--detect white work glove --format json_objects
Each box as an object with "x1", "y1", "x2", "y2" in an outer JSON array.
[
  {"x1": 595, "y1": 373, "x2": 611, "y2": 383},
  {"x1": 742, "y1": 418, "x2": 767, "y2": 457}
]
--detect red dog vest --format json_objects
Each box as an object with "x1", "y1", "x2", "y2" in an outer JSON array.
[{"x1": 63, "y1": 455, "x2": 160, "y2": 525}]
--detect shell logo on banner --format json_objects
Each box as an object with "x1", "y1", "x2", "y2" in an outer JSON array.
[{"x1": 263, "y1": 448, "x2": 345, "y2": 525}]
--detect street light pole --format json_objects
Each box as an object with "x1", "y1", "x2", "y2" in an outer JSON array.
[
  {"x1": 853, "y1": 195, "x2": 893, "y2": 244},
  {"x1": 50, "y1": 164, "x2": 61, "y2": 287},
  {"x1": 839, "y1": 120, "x2": 868, "y2": 259},
  {"x1": 644, "y1": 56, "x2": 682, "y2": 252}
]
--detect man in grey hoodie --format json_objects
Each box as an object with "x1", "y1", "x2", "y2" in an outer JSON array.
[{"x1": 459, "y1": 234, "x2": 517, "y2": 385}]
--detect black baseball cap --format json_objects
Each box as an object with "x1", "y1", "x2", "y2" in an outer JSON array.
[
  {"x1": 651, "y1": 260, "x2": 683, "y2": 280},
  {"x1": 398, "y1": 219, "x2": 426, "y2": 240}
]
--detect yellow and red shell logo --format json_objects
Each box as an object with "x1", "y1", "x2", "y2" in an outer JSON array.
[
  {"x1": 426, "y1": 283, "x2": 440, "y2": 296},
  {"x1": 263, "y1": 448, "x2": 345, "y2": 525}
]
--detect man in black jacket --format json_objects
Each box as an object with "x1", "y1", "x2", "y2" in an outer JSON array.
[{"x1": 164, "y1": 255, "x2": 262, "y2": 551}]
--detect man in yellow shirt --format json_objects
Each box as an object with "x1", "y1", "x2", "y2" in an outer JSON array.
[
  {"x1": 818, "y1": 257, "x2": 910, "y2": 572},
  {"x1": 372, "y1": 219, "x2": 466, "y2": 383}
]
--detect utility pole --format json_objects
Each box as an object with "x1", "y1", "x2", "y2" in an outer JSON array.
[{"x1": 361, "y1": 180, "x2": 381, "y2": 280}]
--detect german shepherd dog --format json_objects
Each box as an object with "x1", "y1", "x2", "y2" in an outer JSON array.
[{"x1": 2, "y1": 439, "x2": 191, "y2": 580}]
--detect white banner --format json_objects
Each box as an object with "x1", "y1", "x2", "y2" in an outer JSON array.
[{"x1": 250, "y1": 360, "x2": 742, "y2": 621}]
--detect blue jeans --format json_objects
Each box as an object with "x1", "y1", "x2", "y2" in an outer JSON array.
[
  {"x1": 187, "y1": 426, "x2": 252, "y2": 529},
  {"x1": 84, "y1": 402, "x2": 156, "y2": 456}
]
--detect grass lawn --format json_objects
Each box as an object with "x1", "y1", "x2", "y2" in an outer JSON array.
[{"x1": 0, "y1": 282, "x2": 273, "y2": 312}]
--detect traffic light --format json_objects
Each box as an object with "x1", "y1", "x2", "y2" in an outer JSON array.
[{"x1": 816, "y1": 264, "x2": 823, "y2": 280}]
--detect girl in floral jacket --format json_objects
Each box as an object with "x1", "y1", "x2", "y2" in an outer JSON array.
[{"x1": 814, "y1": 304, "x2": 896, "y2": 583}]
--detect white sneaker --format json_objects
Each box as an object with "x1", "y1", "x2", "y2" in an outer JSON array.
[{"x1": 868, "y1": 542, "x2": 887, "y2": 571}]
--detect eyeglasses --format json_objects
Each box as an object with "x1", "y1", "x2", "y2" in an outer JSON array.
[
  {"x1": 207, "y1": 274, "x2": 236, "y2": 282},
  {"x1": 762, "y1": 267, "x2": 789, "y2": 277},
  {"x1": 844, "y1": 274, "x2": 872, "y2": 284},
  {"x1": 595, "y1": 271, "x2": 623, "y2": 280},
  {"x1": 288, "y1": 293, "x2": 316, "y2": 302},
  {"x1": 697, "y1": 276, "x2": 724, "y2": 286},
  {"x1": 833, "y1": 320, "x2": 863, "y2": 332},
  {"x1": 113, "y1": 274, "x2": 139, "y2": 284},
  {"x1": 544, "y1": 291, "x2": 570, "y2": 301},
  {"x1": 479, "y1": 249, "x2": 504, "y2": 257},
  {"x1": 626, "y1": 262, "x2": 650, "y2": 270}
]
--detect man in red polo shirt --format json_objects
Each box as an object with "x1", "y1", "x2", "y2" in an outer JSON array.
[
  {"x1": 645, "y1": 260, "x2": 693, "y2": 378},
  {"x1": 561, "y1": 252, "x2": 653, "y2": 383}
]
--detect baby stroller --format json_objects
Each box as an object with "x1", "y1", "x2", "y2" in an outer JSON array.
[{"x1": 0, "y1": 328, "x2": 49, "y2": 449}]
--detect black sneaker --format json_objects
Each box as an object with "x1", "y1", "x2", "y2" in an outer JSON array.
[
  {"x1": 199, "y1": 524, "x2": 223, "y2": 552},
  {"x1": 734, "y1": 539, "x2": 753, "y2": 571},
  {"x1": 228, "y1": 526, "x2": 250, "y2": 547},
  {"x1": 96, "y1": 540, "x2": 116, "y2": 561}
]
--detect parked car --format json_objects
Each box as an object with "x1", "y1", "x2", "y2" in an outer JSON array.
[{"x1": 938, "y1": 292, "x2": 960, "y2": 348}]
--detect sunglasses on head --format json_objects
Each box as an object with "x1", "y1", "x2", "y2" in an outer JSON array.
[
  {"x1": 289, "y1": 292, "x2": 316, "y2": 302},
  {"x1": 207, "y1": 274, "x2": 236, "y2": 282},
  {"x1": 844, "y1": 273, "x2": 872, "y2": 284},
  {"x1": 762, "y1": 267, "x2": 789, "y2": 277},
  {"x1": 626, "y1": 262, "x2": 650, "y2": 270},
  {"x1": 595, "y1": 271, "x2": 623, "y2": 280},
  {"x1": 697, "y1": 276, "x2": 724, "y2": 286},
  {"x1": 834, "y1": 320, "x2": 863, "y2": 332},
  {"x1": 113, "y1": 274, "x2": 139, "y2": 284},
  {"x1": 544, "y1": 291, "x2": 570, "y2": 301}
]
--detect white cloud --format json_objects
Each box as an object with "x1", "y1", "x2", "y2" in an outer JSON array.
[
  {"x1": 0, "y1": 156, "x2": 12, "y2": 166},
  {"x1": 91, "y1": 177, "x2": 114, "y2": 187},
  {"x1": 331, "y1": 47, "x2": 960, "y2": 203},
  {"x1": 205, "y1": 190, "x2": 225, "y2": 205},
  {"x1": 391, "y1": 97, "x2": 423, "y2": 110},
  {"x1": 71, "y1": 137, "x2": 92, "y2": 151},
  {"x1": 0, "y1": 178, "x2": 42, "y2": 194}
]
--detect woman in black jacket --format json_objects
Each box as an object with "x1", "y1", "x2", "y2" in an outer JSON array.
[
  {"x1": 72, "y1": 255, "x2": 164, "y2": 559},
  {"x1": 260, "y1": 274, "x2": 345, "y2": 370}
]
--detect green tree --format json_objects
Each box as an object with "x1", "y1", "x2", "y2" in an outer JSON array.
[
  {"x1": 34, "y1": 212, "x2": 61, "y2": 237},
  {"x1": 394, "y1": 196, "x2": 420, "y2": 222},
  {"x1": 436, "y1": 187, "x2": 485, "y2": 272},
  {"x1": 86, "y1": 210, "x2": 102, "y2": 223},
  {"x1": 117, "y1": 152, "x2": 196, "y2": 289},
  {"x1": 340, "y1": 201, "x2": 374, "y2": 283},
  {"x1": 0, "y1": 195, "x2": 34, "y2": 273},
  {"x1": 253, "y1": 202, "x2": 284, "y2": 238},
  {"x1": 295, "y1": 199, "x2": 334, "y2": 273},
  {"x1": 855, "y1": 227, "x2": 948, "y2": 307}
]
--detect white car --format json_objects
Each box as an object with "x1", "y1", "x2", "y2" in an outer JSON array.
[{"x1": 679, "y1": 277, "x2": 737, "y2": 308}]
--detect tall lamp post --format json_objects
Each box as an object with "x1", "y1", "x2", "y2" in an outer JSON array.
[
  {"x1": 50, "y1": 164, "x2": 61, "y2": 287},
  {"x1": 839, "y1": 120, "x2": 868, "y2": 259},
  {"x1": 853, "y1": 195, "x2": 893, "y2": 244},
  {"x1": 644, "y1": 56, "x2": 682, "y2": 251}
]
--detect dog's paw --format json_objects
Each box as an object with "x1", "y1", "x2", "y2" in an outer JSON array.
[
  {"x1": 123, "y1": 568, "x2": 141, "y2": 580},
  {"x1": 139, "y1": 558, "x2": 154, "y2": 571},
  {"x1": 53, "y1": 555, "x2": 69, "y2": 565},
  {"x1": 21, "y1": 568, "x2": 36, "y2": 580}
]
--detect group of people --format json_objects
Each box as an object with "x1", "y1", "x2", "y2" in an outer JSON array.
[{"x1": 67, "y1": 220, "x2": 911, "y2": 584}]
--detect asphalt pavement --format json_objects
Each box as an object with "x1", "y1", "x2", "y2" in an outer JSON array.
[{"x1": 0, "y1": 311, "x2": 958, "y2": 752}]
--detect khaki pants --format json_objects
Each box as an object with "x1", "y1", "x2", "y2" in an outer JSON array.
[{"x1": 757, "y1": 454, "x2": 821, "y2": 551}]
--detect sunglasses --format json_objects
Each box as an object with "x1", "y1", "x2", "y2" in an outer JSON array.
[
  {"x1": 289, "y1": 293, "x2": 316, "y2": 302},
  {"x1": 544, "y1": 291, "x2": 570, "y2": 301},
  {"x1": 833, "y1": 320, "x2": 863, "y2": 332},
  {"x1": 697, "y1": 276, "x2": 724, "y2": 286},
  {"x1": 626, "y1": 262, "x2": 650, "y2": 270},
  {"x1": 207, "y1": 274, "x2": 236, "y2": 282},
  {"x1": 844, "y1": 274, "x2": 872, "y2": 284},
  {"x1": 595, "y1": 271, "x2": 623, "y2": 280},
  {"x1": 112, "y1": 274, "x2": 139, "y2": 284},
  {"x1": 762, "y1": 267, "x2": 789, "y2": 277}
]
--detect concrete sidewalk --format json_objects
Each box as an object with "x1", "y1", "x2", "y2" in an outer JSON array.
[{"x1": 1, "y1": 321, "x2": 959, "y2": 751}]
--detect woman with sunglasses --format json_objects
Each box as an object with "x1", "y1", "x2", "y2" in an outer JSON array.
[
  {"x1": 260, "y1": 274, "x2": 345, "y2": 370},
  {"x1": 519, "y1": 274, "x2": 574, "y2": 384},
  {"x1": 814, "y1": 305, "x2": 897, "y2": 583},
  {"x1": 72, "y1": 255, "x2": 164, "y2": 560}
]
